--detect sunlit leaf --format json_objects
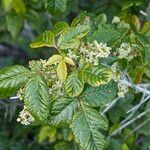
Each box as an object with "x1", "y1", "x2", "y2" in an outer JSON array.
[
  {"x1": 30, "y1": 31, "x2": 55, "y2": 48},
  {"x1": 12, "y1": 0, "x2": 26, "y2": 14},
  {"x1": 52, "y1": 21, "x2": 69, "y2": 36},
  {"x1": 64, "y1": 57, "x2": 75, "y2": 66},
  {"x1": 0, "y1": 65, "x2": 30, "y2": 98},
  {"x1": 44, "y1": 55, "x2": 62, "y2": 66},
  {"x1": 57, "y1": 59, "x2": 67, "y2": 81},
  {"x1": 72, "y1": 105, "x2": 108, "y2": 150},
  {"x1": 50, "y1": 98, "x2": 78, "y2": 125},
  {"x1": 65, "y1": 72, "x2": 84, "y2": 97},
  {"x1": 81, "y1": 65, "x2": 113, "y2": 86},
  {"x1": 81, "y1": 80, "x2": 118, "y2": 107},
  {"x1": 24, "y1": 75, "x2": 51, "y2": 122}
]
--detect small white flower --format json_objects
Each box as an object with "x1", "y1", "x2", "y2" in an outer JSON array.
[
  {"x1": 17, "y1": 118, "x2": 21, "y2": 122},
  {"x1": 118, "y1": 82, "x2": 128, "y2": 97},
  {"x1": 67, "y1": 49, "x2": 79, "y2": 60},
  {"x1": 117, "y1": 43, "x2": 134, "y2": 61},
  {"x1": 79, "y1": 41, "x2": 111, "y2": 65},
  {"x1": 112, "y1": 16, "x2": 120, "y2": 24},
  {"x1": 49, "y1": 89, "x2": 52, "y2": 94},
  {"x1": 111, "y1": 63, "x2": 121, "y2": 82},
  {"x1": 50, "y1": 79, "x2": 64, "y2": 99},
  {"x1": 17, "y1": 106, "x2": 35, "y2": 125}
]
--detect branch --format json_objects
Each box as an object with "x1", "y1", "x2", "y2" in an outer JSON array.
[
  {"x1": 108, "y1": 108, "x2": 150, "y2": 138},
  {"x1": 120, "y1": 79, "x2": 150, "y2": 95},
  {"x1": 124, "y1": 118, "x2": 150, "y2": 139},
  {"x1": 102, "y1": 97, "x2": 120, "y2": 115},
  {"x1": 121, "y1": 95, "x2": 150, "y2": 125}
]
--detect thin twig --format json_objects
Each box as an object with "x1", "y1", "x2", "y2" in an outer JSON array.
[
  {"x1": 108, "y1": 108, "x2": 150, "y2": 138},
  {"x1": 120, "y1": 79, "x2": 150, "y2": 95},
  {"x1": 10, "y1": 96, "x2": 19, "y2": 100},
  {"x1": 102, "y1": 97, "x2": 120, "y2": 115},
  {"x1": 140, "y1": 10, "x2": 148, "y2": 16},
  {"x1": 121, "y1": 95, "x2": 150, "y2": 125},
  {"x1": 127, "y1": 95, "x2": 150, "y2": 114},
  {"x1": 124, "y1": 118, "x2": 150, "y2": 139}
]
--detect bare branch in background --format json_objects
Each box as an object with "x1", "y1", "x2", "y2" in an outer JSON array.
[{"x1": 108, "y1": 108, "x2": 150, "y2": 138}]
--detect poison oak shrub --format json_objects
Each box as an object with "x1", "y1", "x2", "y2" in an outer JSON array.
[{"x1": 0, "y1": 12, "x2": 150, "y2": 150}]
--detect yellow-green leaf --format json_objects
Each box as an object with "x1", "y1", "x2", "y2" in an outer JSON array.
[
  {"x1": 2, "y1": 0, "x2": 13, "y2": 12},
  {"x1": 38, "y1": 126, "x2": 56, "y2": 143},
  {"x1": 57, "y1": 25, "x2": 90, "y2": 49},
  {"x1": 12, "y1": 0, "x2": 26, "y2": 14},
  {"x1": 44, "y1": 55, "x2": 62, "y2": 67},
  {"x1": 52, "y1": 21, "x2": 69, "y2": 36},
  {"x1": 81, "y1": 65, "x2": 113, "y2": 87},
  {"x1": 64, "y1": 57, "x2": 75, "y2": 66},
  {"x1": 141, "y1": 21, "x2": 150, "y2": 33},
  {"x1": 122, "y1": 143, "x2": 129, "y2": 150},
  {"x1": 30, "y1": 31, "x2": 55, "y2": 48},
  {"x1": 57, "y1": 59, "x2": 67, "y2": 81},
  {"x1": 131, "y1": 15, "x2": 140, "y2": 31},
  {"x1": 65, "y1": 72, "x2": 84, "y2": 97}
]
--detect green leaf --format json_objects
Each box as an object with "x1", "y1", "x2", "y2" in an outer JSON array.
[
  {"x1": 57, "y1": 59, "x2": 67, "y2": 81},
  {"x1": 50, "y1": 98, "x2": 78, "y2": 126},
  {"x1": 72, "y1": 105, "x2": 108, "y2": 150},
  {"x1": 46, "y1": 0, "x2": 67, "y2": 13},
  {"x1": 44, "y1": 55, "x2": 62, "y2": 66},
  {"x1": 0, "y1": 17, "x2": 6, "y2": 32},
  {"x1": 0, "y1": 65, "x2": 30, "y2": 98},
  {"x1": 81, "y1": 65, "x2": 112, "y2": 87},
  {"x1": 30, "y1": 31, "x2": 55, "y2": 48},
  {"x1": 52, "y1": 21, "x2": 69, "y2": 36},
  {"x1": 2, "y1": 0, "x2": 13, "y2": 12},
  {"x1": 130, "y1": 15, "x2": 140, "y2": 31},
  {"x1": 140, "y1": 46, "x2": 150, "y2": 64},
  {"x1": 6, "y1": 14, "x2": 23, "y2": 38},
  {"x1": 29, "y1": 60, "x2": 43, "y2": 71},
  {"x1": 65, "y1": 72, "x2": 84, "y2": 97},
  {"x1": 122, "y1": 143, "x2": 129, "y2": 150},
  {"x1": 81, "y1": 80, "x2": 118, "y2": 107},
  {"x1": 107, "y1": 139, "x2": 122, "y2": 150},
  {"x1": 87, "y1": 25, "x2": 122, "y2": 46},
  {"x1": 141, "y1": 21, "x2": 150, "y2": 33},
  {"x1": 12, "y1": 0, "x2": 26, "y2": 14},
  {"x1": 38, "y1": 126, "x2": 56, "y2": 143},
  {"x1": 58, "y1": 38, "x2": 81, "y2": 50},
  {"x1": 122, "y1": 0, "x2": 134, "y2": 10},
  {"x1": 24, "y1": 75, "x2": 51, "y2": 122},
  {"x1": 64, "y1": 57, "x2": 75, "y2": 66},
  {"x1": 57, "y1": 25, "x2": 90, "y2": 49},
  {"x1": 139, "y1": 120, "x2": 150, "y2": 136},
  {"x1": 54, "y1": 141, "x2": 69, "y2": 150},
  {"x1": 71, "y1": 12, "x2": 86, "y2": 27}
]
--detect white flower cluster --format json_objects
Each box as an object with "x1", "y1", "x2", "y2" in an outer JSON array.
[
  {"x1": 117, "y1": 43, "x2": 137, "y2": 61},
  {"x1": 49, "y1": 80, "x2": 64, "y2": 98},
  {"x1": 48, "y1": 70, "x2": 64, "y2": 98},
  {"x1": 17, "y1": 88, "x2": 24, "y2": 100},
  {"x1": 17, "y1": 106, "x2": 35, "y2": 125},
  {"x1": 111, "y1": 62, "x2": 121, "y2": 82},
  {"x1": 67, "y1": 49, "x2": 79, "y2": 60},
  {"x1": 79, "y1": 41, "x2": 111, "y2": 65},
  {"x1": 111, "y1": 63, "x2": 128, "y2": 97},
  {"x1": 112, "y1": 16, "x2": 120, "y2": 24},
  {"x1": 117, "y1": 82, "x2": 128, "y2": 98},
  {"x1": 50, "y1": 69, "x2": 57, "y2": 79}
]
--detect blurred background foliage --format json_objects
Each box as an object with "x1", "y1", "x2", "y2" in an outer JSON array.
[{"x1": 0, "y1": 0, "x2": 150, "y2": 149}]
